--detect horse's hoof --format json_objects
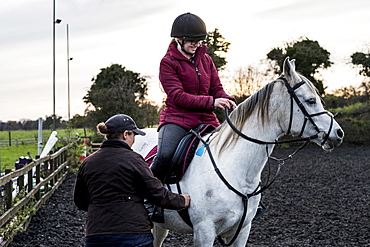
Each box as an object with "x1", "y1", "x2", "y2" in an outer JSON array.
[{"x1": 254, "y1": 202, "x2": 269, "y2": 220}]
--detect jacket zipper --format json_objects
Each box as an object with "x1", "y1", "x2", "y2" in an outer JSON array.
[{"x1": 192, "y1": 59, "x2": 201, "y2": 95}]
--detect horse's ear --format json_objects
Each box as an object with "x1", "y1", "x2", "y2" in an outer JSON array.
[
  {"x1": 289, "y1": 59, "x2": 296, "y2": 70},
  {"x1": 283, "y1": 57, "x2": 300, "y2": 84}
]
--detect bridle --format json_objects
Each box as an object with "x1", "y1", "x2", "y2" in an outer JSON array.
[
  {"x1": 225, "y1": 77, "x2": 334, "y2": 146},
  {"x1": 282, "y1": 77, "x2": 334, "y2": 146}
]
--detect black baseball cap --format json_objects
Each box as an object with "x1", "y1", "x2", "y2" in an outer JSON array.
[{"x1": 105, "y1": 114, "x2": 146, "y2": 136}]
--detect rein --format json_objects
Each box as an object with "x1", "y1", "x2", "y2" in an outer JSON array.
[{"x1": 190, "y1": 130, "x2": 257, "y2": 246}]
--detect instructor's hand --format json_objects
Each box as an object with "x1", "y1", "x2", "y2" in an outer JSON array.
[{"x1": 181, "y1": 194, "x2": 191, "y2": 208}]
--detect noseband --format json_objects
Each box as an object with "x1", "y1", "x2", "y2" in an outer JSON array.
[{"x1": 225, "y1": 77, "x2": 334, "y2": 146}]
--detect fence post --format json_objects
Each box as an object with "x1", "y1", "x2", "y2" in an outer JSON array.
[
  {"x1": 8, "y1": 131, "x2": 11, "y2": 147},
  {"x1": 5, "y1": 169, "x2": 12, "y2": 209},
  {"x1": 43, "y1": 161, "x2": 49, "y2": 194},
  {"x1": 35, "y1": 163, "x2": 41, "y2": 200},
  {"x1": 56, "y1": 153, "x2": 60, "y2": 181},
  {"x1": 63, "y1": 149, "x2": 67, "y2": 174},
  {"x1": 17, "y1": 164, "x2": 25, "y2": 193},
  {"x1": 50, "y1": 158, "x2": 55, "y2": 187},
  {"x1": 28, "y1": 167, "x2": 33, "y2": 193}
]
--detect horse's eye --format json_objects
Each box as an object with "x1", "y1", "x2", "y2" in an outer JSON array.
[{"x1": 306, "y1": 98, "x2": 316, "y2": 105}]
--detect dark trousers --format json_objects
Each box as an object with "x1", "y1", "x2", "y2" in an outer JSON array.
[
  {"x1": 85, "y1": 233, "x2": 153, "y2": 247},
  {"x1": 150, "y1": 124, "x2": 188, "y2": 181}
]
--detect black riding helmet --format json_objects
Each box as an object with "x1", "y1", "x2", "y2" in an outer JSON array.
[{"x1": 171, "y1": 12, "x2": 207, "y2": 41}]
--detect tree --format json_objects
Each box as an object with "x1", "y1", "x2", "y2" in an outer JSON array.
[
  {"x1": 138, "y1": 101, "x2": 160, "y2": 128},
  {"x1": 203, "y1": 29, "x2": 231, "y2": 122},
  {"x1": 360, "y1": 81, "x2": 370, "y2": 99},
  {"x1": 228, "y1": 64, "x2": 274, "y2": 100},
  {"x1": 267, "y1": 37, "x2": 332, "y2": 95},
  {"x1": 70, "y1": 114, "x2": 88, "y2": 129},
  {"x1": 351, "y1": 51, "x2": 370, "y2": 77},
  {"x1": 19, "y1": 119, "x2": 38, "y2": 130},
  {"x1": 83, "y1": 64, "x2": 149, "y2": 128},
  {"x1": 351, "y1": 50, "x2": 370, "y2": 99},
  {"x1": 44, "y1": 115, "x2": 64, "y2": 130},
  {"x1": 204, "y1": 28, "x2": 231, "y2": 71}
]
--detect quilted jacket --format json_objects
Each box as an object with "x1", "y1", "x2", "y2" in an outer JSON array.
[
  {"x1": 158, "y1": 43, "x2": 235, "y2": 130},
  {"x1": 73, "y1": 140, "x2": 185, "y2": 236}
]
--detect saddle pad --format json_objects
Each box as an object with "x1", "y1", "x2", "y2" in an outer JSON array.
[{"x1": 144, "y1": 146, "x2": 157, "y2": 167}]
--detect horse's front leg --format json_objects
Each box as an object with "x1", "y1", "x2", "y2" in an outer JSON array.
[
  {"x1": 224, "y1": 196, "x2": 258, "y2": 246},
  {"x1": 152, "y1": 225, "x2": 168, "y2": 247},
  {"x1": 227, "y1": 223, "x2": 251, "y2": 247},
  {"x1": 193, "y1": 221, "x2": 217, "y2": 247}
]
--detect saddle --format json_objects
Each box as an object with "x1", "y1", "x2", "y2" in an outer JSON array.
[{"x1": 144, "y1": 124, "x2": 215, "y2": 184}]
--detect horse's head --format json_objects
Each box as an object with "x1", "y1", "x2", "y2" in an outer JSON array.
[{"x1": 279, "y1": 57, "x2": 344, "y2": 150}]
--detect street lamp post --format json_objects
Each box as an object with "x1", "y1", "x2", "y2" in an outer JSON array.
[
  {"x1": 66, "y1": 24, "x2": 73, "y2": 122},
  {"x1": 53, "y1": 0, "x2": 61, "y2": 131}
]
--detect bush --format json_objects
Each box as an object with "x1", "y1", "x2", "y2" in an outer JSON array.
[{"x1": 330, "y1": 101, "x2": 370, "y2": 145}]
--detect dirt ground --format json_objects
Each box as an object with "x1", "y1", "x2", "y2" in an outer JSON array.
[{"x1": 8, "y1": 144, "x2": 370, "y2": 247}]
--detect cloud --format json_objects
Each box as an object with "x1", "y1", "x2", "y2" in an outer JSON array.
[
  {"x1": 1, "y1": 0, "x2": 370, "y2": 121},
  {"x1": 0, "y1": 2, "x2": 50, "y2": 47},
  {"x1": 58, "y1": 0, "x2": 177, "y2": 37},
  {"x1": 253, "y1": 0, "x2": 370, "y2": 21}
]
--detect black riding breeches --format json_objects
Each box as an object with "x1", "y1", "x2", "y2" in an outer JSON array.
[{"x1": 150, "y1": 124, "x2": 188, "y2": 182}]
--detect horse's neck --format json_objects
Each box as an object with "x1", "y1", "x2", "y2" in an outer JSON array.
[{"x1": 212, "y1": 114, "x2": 281, "y2": 192}]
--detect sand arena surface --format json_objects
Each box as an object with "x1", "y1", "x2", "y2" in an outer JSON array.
[{"x1": 9, "y1": 144, "x2": 370, "y2": 247}]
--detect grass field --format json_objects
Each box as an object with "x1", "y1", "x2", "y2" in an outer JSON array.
[
  {"x1": 0, "y1": 128, "x2": 94, "y2": 172},
  {"x1": 0, "y1": 144, "x2": 37, "y2": 172}
]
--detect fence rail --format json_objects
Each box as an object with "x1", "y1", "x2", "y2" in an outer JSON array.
[
  {"x1": 0, "y1": 132, "x2": 81, "y2": 147},
  {"x1": 0, "y1": 138, "x2": 45, "y2": 148},
  {"x1": 0, "y1": 144, "x2": 73, "y2": 246}
]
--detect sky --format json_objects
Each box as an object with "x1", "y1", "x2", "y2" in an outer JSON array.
[{"x1": 1, "y1": 0, "x2": 370, "y2": 122}]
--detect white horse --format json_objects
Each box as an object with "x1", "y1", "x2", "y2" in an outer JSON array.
[{"x1": 132, "y1": 57, "x2": 344, "y2": 247}]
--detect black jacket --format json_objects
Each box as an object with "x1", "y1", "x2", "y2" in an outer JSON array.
[{"x1": 73, "y1": 140, "x2": 185, "y2": 236}]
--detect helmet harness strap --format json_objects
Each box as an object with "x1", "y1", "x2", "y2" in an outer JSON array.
[{"x1": 176, "y1": 39, "x2": 194, "y2": 57}]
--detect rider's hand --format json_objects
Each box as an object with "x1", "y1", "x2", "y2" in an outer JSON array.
[
  {"x1": 214, "y1": 98, "x2": 236, "y2": 110},
  {"x1": 181, "y1": 194, "x2": 191, "y2": 208}
]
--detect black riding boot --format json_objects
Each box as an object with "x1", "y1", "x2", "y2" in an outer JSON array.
[
  {"x1": 150, "y1": 159, "x2": 168, "y2": 182},
  {"x1": 144, "y1": 200, "x2": 165, "y2": 223},
  {"x1": 145, "y1": 159, "x2": 168, "y2": 223}
]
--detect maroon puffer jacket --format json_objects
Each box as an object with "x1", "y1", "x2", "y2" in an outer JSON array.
[{"x1": 158, "y1": 43, "x2": 235, "y2": 130}]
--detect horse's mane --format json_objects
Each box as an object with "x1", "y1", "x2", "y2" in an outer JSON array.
[{"x1": 212, "y1": 81, "x2": 276, "y2": 151}]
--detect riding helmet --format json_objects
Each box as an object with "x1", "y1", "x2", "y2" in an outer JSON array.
[{"x1": 171, "y1": 12, "x2": 207, "y2": 41}]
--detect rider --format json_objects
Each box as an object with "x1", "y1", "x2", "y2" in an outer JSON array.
[
  {"x1": 148, "y1": 12, "x2": 236, "y2": 222},
  {"x1": 150, "y1": 12, "x2": 236, "y2": 183}
]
